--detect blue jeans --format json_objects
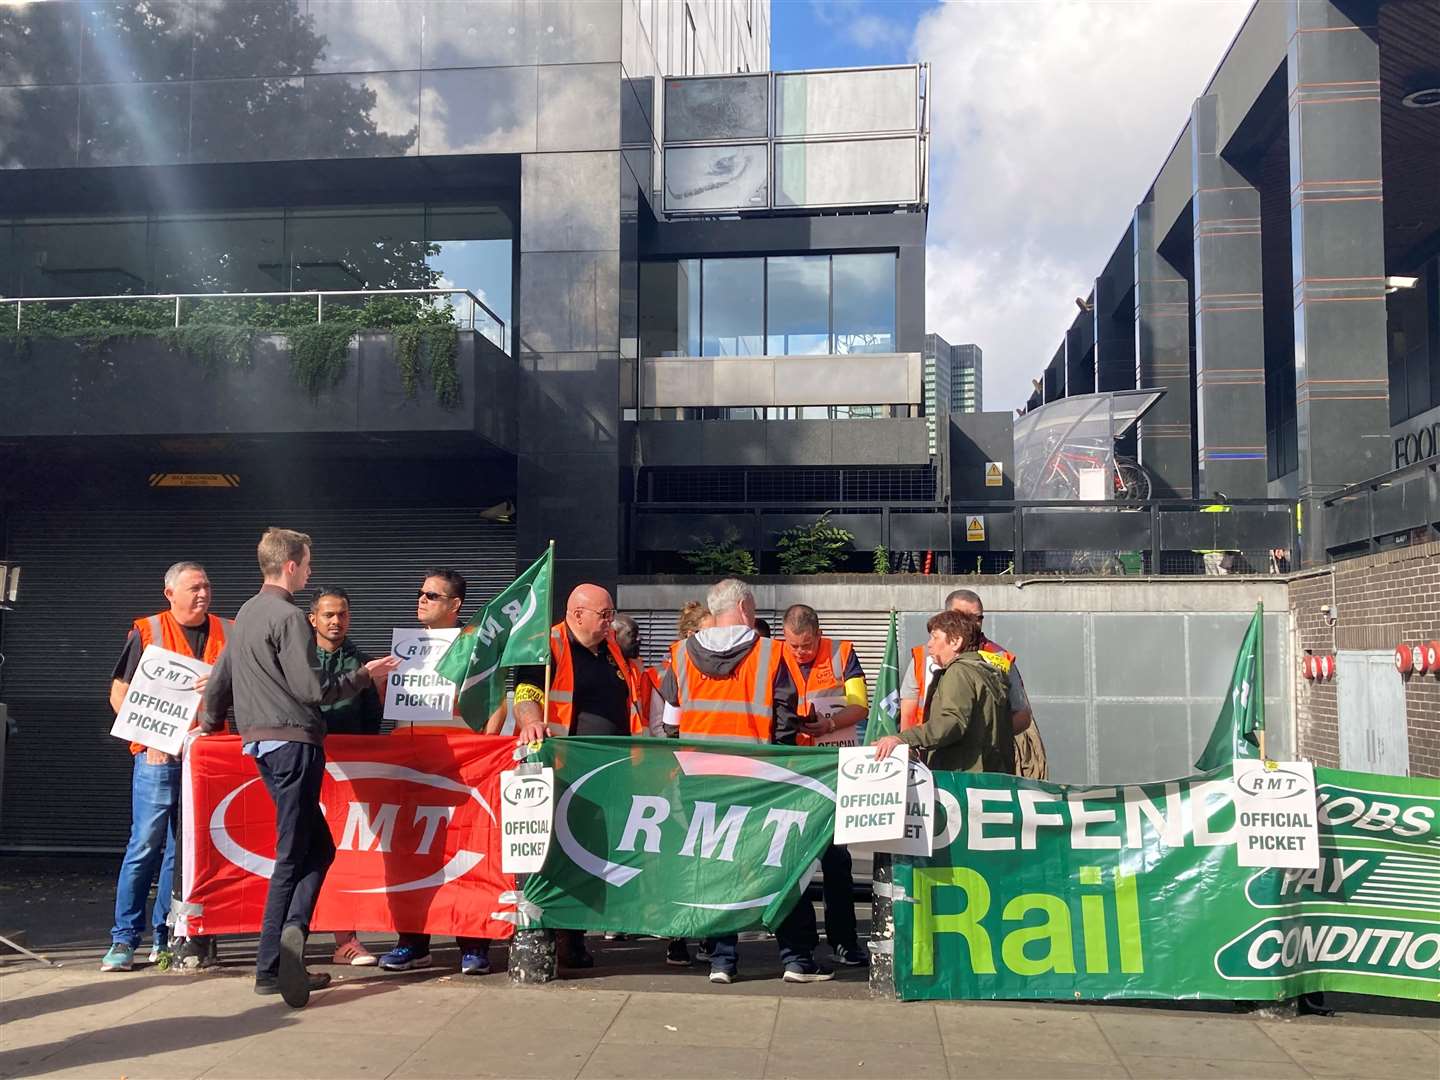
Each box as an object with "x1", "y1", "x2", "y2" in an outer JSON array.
[
  {"x1": 110, "y1": 753, "x2": 180, "y2": 948},
  {"x1": 709, "y1": 891, "x2": 819, "y2": 974}
]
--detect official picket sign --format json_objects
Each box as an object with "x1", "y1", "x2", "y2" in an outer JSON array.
[
  {"x1": 852, "y1": 759, "x2": 935, "y2": 856},
  {"x1": 834, "y1": 745, "x2": 909, "y2": 844},
  {"x1": 110, "y1": 645, "x2": 209, "y2": 756},
  {"x1": 384, "y1": 627, "x2": 461, "y2": 724},
  {"x1": 500, "y1": 767, "x2": 555, "y2": 873},
  {"x1": 806, "y1": 689, "x2": 861, "y2": 747},
  {"x1": 1233, "y1": 760, "x2": 1320, "y2": 869}
]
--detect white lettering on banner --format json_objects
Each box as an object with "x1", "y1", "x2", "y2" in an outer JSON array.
[
  {"x1": 384, "y1": 628, "x2": 461, "y2": 725},
  {"x1": 499, "y1": 767, "x2": 554, "y2": 874},
  {"x1": 340, "y1": 802, "x2": 398, "y2": 853},
  {"x1": 761, "y1": 809, "x2": 810, "y2": 866},
  {"x1": 110, "y1": 645, "x2": 211, "y2": 756},
  {"x1": 834, "y1": 745, "x2": 909, "y2": 844},
  {"x1": 680, "y1": 801, "x2": 752, "y2": 862},
  {"x1": 412, "y1": 805, "x2": 456, "y2": 856},
  {"x1": 1233, "y1": 760, "x2": 1321, "y2": 870},
  {"x1": 617, "y1": 795, "x2": 670, "y2": 854}
]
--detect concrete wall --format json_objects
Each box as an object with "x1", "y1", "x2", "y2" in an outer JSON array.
[{"x1": 618, "y1": 576, "x2": 1293, "y2": 785}]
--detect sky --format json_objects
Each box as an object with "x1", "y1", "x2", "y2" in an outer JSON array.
[{"x1": 770, "y1": 0, "x2": 1253, "y2": 413}]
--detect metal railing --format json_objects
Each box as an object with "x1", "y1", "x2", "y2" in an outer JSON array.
[
  {"x1": 2, "y1": 288, "x2": 507, "y2": 351},
  {"x1": 1321, "y1": 455, "x2": 1440, "y2": 559}
]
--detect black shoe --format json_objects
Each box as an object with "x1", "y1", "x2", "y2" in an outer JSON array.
[
  {"x1": 278, "y1": 925, "x2": 316, "y2": 1008},
  {"x1": 665, "y1": 940, "x2": 692, "y2": 967},
  {"x1": 256, "y1": 972, "x2": 329, "y2": 997},
  {"x1": 560, "y1": 947, "x2": 595, "y2": 969}
]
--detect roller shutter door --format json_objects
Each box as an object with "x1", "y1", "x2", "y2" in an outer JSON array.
[{"x1": 0, "y1": 506, "x2": 514, "y2": 851}]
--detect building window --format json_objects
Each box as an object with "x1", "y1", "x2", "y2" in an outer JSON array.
[
  {"x1": 766, "y1": 255, "x2": 830, "y2": 355},
  {"x1": 640, "y1": 252, "x2": 897, "y2": 359},
  {"x1": 701, "y1": 257, "x2": 764, "y2": 355},
  {"x1": 833, "y1": 252, "x2": 896, "y2": 353}
]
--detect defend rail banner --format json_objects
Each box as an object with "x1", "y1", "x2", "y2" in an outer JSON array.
[
  {"x1": 894, "y1": 767, "x2": 1440, "y2": 1003},
  {"x1": 523, "y1": 737, "x2": 839, "y2": 938},
  {"x1": 180, "y1": 733, "x2": 518, "y2": 938}
]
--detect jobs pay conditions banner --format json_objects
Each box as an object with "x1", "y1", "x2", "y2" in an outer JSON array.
[{"x1": 894, "y1": 766, "x2": 1440, "y2": 1003}]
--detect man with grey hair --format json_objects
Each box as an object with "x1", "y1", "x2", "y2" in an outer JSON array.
[
  {"x1": 658, "y1": 578, "x2": 833, "y2": 985},
  {"x1": 101, "y1": 561, "x2": 230, "y2": 972}
]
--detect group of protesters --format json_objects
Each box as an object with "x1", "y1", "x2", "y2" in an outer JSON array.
[{"x1": 101, "y1": 526, "x2": 1045, "y2": 1007}]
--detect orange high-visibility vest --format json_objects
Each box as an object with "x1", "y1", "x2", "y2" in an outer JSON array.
[
  {"x1": 625, "y1": 659, "x2": 665, "y2": 736},
  {"x1": 671, "y1": 635, "x2": 778, "y2": 744},
  {"x1": 546, "y1": 623, "x2": 644, "y2": 737},
  {"x1": 908, "y1": 640, "x2": 1015, "y2": 730},
  {"x1": 129, "y1": 611, "x2": 230, "y2": 753},
  {"x1": 781, "y1": 636, "x2": 855, "y2": 746}
]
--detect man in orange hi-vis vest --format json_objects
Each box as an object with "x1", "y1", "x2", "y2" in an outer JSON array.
[
  {"x1": 899, "y1": 588, "x2": 1046, "y2": 779},
  {"x1": 656, "y1": 578, "x2": 834, "y2": 987},
  {"x1": 101, "y1": 561, "x2": 229, "y2": 974},
  {"x1": 513, "y1": 583, "x2": 644, "y2": 970}
]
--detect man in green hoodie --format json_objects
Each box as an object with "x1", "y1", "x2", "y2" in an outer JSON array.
[{"x1": 872, "y1": 609, "x2": 1011, "y2": 773}]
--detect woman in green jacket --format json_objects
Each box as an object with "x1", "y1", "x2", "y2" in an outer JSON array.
[{"x1": 872, "y1": 609, "x2": 1012, "y2": 773}]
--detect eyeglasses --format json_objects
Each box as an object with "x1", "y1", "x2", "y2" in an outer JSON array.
[
  {"x1": 417, "y1": 590, "x2": 453, "y2": 602},
  {"x1": 575, "y1": 606, "x2": 616, "y2": 621}
]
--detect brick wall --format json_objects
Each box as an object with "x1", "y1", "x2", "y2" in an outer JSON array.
[{"x1": 1291, "y1": 539, "x2": 1440, "y2": 777}]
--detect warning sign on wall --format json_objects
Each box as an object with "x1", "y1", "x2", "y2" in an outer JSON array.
[
  {"x1": 965, "y1": 516, "x2": 986, "y2": 542},
  {"x1": 984, "y1": 462, "x2": 1003, "y2": 487}
]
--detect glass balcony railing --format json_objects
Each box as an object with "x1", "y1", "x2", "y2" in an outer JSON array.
[{"x1": 661, "y1": 64, "x2": 930, "y2": 215}]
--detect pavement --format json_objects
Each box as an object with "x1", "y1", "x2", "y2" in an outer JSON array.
[{"x1": 2, "y1": 858, "x2": 1438, "y2": 1079}]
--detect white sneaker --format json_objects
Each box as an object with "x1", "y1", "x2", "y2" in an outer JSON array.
[{"x1": 708, "y1": 968, "x2": 735, "y2": 985}]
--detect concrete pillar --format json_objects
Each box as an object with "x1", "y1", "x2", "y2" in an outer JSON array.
[
  {"x1": 1133, "y1": 201, "x2": 1195, "y2": 496},
  {"x1": 1287, "y1": 0, "x2": 1390, "y2": 560},
  {"x1": 1191, "y1": 93, "x2": 1268, "y2": 497}
]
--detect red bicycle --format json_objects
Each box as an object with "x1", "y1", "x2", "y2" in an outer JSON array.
[{"x1": 1042, "y1": 443, "x2": 1152, "y2": 503}]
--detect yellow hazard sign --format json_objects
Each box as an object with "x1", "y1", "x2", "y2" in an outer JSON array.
[
  {"x1": 966, "y1": 515, "x2": 986, "y2": 542},
  {"x1": 985, "y1": 461, "x2": 1003, "y2": 487}
]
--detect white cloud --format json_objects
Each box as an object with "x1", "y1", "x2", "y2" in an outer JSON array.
[
  {"x1": 914, "y1": 0, "x2": 1252, "y2": 412},
  {"x1": 811, "y1": 0, "x2": 911, "y2": 51}
]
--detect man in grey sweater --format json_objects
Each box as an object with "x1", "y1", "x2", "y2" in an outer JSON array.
[{"x1": 202, "y1": 527, "x2": 398, "y2": 1008}]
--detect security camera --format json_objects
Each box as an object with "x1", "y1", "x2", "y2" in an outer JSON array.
[{"x1": 1320, "y1": 604, "x2": 1337, "y2": 627}]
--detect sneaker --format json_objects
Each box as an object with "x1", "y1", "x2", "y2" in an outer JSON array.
[
  {"x1": 782, "y1": 960, "x2": 835, "y2": 983},
  {"x1": 460, "y1": 949, "x2": 491, "y2": 976},
  {"x1": 100, "y1": 943, "x2": 135, "y2": 972},
  {"x1": 695, "y1": 940, "x2": 715, "y2": 962},
  {"x1": 708, "y1": 967, "x2": 735, "y2": 985},
  {"x1": 378, "y1": 945, "x2": 433, "y2": 972},
  {"x1": 332, "y1": 935, "x2": 377, "y2": 967},
  {"x1": 665, "y1": 940, "x2": 692, "y2": 967},
  {"x1": 832, "y1": 944, "x2": 869, "y2": 967}
]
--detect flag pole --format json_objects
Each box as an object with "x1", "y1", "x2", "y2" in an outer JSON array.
[
  {"x1": 538, "y1": 540, "x2": 556, "y2": 747},
  {"x1": 1256, "y1": 598, "x2": 1267, "y2": 763}
]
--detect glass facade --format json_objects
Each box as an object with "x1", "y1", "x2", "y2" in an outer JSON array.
[
  {"x1": 0, "y1": 204, "x2": 512, "y2": 345},
  {"x1": 642, "y1": 253, "x2": 896, "y2": 359}
]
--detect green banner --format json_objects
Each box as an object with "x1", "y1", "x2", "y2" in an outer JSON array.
[
  {"x1": 894, "y1": 767, "x2": 1440, "y2": 1003},
  {"x1": 524, "y1": 737, "x2": 838, "y2": 938},
  {"x1": 436, "y1": 546, "x2": 553, "y2": 728}
]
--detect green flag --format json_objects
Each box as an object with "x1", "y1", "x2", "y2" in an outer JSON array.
[
  {"x1": 435, "y1": 546, "x2": 553, "y2": 729},
  {"x1": 864, "y1": 610, "x2": 901, "y2": 744},
  {"x1": 1195, "y1": 602, "x2": 1265, "y2": 770}
]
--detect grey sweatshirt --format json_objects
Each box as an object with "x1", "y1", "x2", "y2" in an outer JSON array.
[{"x1": 201, "y1": 584, "x2": 373, "y2": 745}]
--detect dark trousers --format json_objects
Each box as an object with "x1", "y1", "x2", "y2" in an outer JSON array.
[
  {"x1": 820, "y1": 843, "x2": 858, "y2": 951},
  {"x1": 254, "y1": 742, "x2": 335, "y2": 978},
  {"x1": 710, "y1": 891, "x2": 818, "y2": 974}
]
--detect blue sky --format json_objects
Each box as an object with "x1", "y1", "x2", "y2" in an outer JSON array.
[
  {"x1": 770, "y1": 0, "x2": 937, "y2": 71},
  {"x1": 763, "y1": 0, "x2": 1252, "y2": 412}
]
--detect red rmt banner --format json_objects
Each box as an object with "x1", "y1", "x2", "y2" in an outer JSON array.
[{"x1": 180, "y1": 733, "x2": 519, "y2": 939}]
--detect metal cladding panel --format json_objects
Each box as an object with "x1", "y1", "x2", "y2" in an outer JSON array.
[{"x1": 0, "y1": 506, "x2": 515, "y2": 850}]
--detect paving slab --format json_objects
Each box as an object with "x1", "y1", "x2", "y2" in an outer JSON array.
[
  {"x1": 936, "y1": 1002, "x2": 1120, "y2": 1064},
  {"x1": 1262, "y1": 1021, "x2": 1440, "y2": 1079},
  {"x1": 200, "y1": 1029, "x2": 430, "y2": 1079},
  {"x1": 1123, "y1": 1055, "x2": 1312, "y2": 1079},
  {"x1": 579, "y1": 1042, "x2": 770, "y2": 1079},
  {"x1": 600, "y1": 991, "x2": 778, "y2": 1049},
  {"x1": 773, "y1": 997, "x2": 941, "y2": 1046},
  {"x1": 762, "y1": 1037, "x2": 949, "y2": 1079},
  {"x1": 1094, "y1": 1012, "x2": 1292, "y2": 1062},
  {"x1": 941, "y1": 1054, "x2": 1123, "y2": 1079}
]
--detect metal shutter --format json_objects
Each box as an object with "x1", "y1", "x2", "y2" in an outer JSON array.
[{"x1": 0, "y1": 506, "x2": 514, "y2": 851}]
